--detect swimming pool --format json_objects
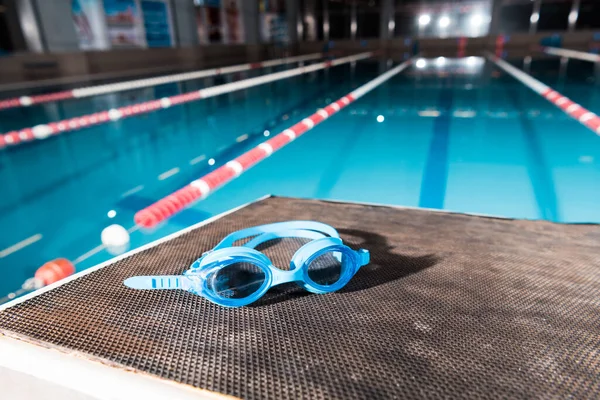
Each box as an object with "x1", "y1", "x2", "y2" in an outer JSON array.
[{"x1": 1, "y1": 55, "x2": 599, "y2": 297}]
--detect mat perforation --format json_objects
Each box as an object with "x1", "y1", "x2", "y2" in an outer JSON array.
[{"x1": 1, "y1": 197, "x2": 599, "y2": 399}]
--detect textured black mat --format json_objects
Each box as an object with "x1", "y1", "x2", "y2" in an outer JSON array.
[{"x1": 1, "y1": 196, "x2": 599, "y2": 399}]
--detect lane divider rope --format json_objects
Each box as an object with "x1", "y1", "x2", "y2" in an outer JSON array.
[
  {"x1": 0, "y1": 52, "x2": 375, "y2": 149},
  {"x1": 0, "y1": 53, "x2": 325, "y2": 111},
  {"x1": 133, "y1": 58, "x2": 414, "y2": 228},
  {"x1": 539, "y1": 46, "x2": 600, "y2": 63},
  {"x1": 486, "y1": 53, "x2": 600, "y2": 136}
]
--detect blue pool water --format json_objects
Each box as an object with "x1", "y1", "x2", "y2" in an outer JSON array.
[{"x1": 1, "y1": 56, "x2": 599, "y2": 297}]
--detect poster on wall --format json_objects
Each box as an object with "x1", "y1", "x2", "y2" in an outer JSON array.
[
  {"x1": 222, "y1": 0, "x2": 244, "y2": 44},
  {"x1": 141, "y1": 0, "x2": 173, "y2": 47},
  {"x1": 71, "y1": 0, "x2": 109, "y2": 50},
  {"x1": 195, "y1": 0, "x2": 223, "y2": 44},
  {"x1": 195, "y1": 8, "x2": 208, "y2": 44},
  {"x1": 103, "y1": 0, "x2": 146, "y2": 48},
  {"x1": 259, "y1": 0, "x2": 287, "y2": 44}
]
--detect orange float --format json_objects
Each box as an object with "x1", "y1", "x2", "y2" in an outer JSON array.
[{"x1": 34, "y1": 258, "x2": 75, "y2": 286}]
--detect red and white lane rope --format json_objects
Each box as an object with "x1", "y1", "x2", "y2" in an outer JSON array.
[
  {"x1": 0, "y1": 53, "x2": 324, "y2": 111},
  {"x1": 539, "y1": 46, "x2": 600, "y2": 63},
  {"x1": 0, "y1": 52, "x2": 374, "y2": 149},
  {"x1": 133, "y1": 58, "x2": 413, "y2": 228},
  {"x1": 487, "y1": 53, "x2": 600, "y2": 136}
]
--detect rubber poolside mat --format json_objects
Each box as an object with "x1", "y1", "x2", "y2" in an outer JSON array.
[{"x1": 1, "y1": 196, "x2": 599, "y2": 399}]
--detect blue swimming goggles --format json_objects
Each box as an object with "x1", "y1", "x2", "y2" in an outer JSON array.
[{"x1": 124, "y1": 221, "x2": 369, "y2": 307}]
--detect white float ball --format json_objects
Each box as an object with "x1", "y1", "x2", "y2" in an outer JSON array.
[
  {"x1": 32, "y1": 125, "x2": 52, "y2": 139},
  {"x1": 160, "y1": 97, "x2": 172, "y2": 108},
  {"x1": 101, "y1": 224, "x2": 130, "y2": 255},
  {"x1": 19, "y1": 96, "x2": 33, "y2": 106},
  {"x1": 108, "y1": 108, "x2": 122, "y2": 121}
]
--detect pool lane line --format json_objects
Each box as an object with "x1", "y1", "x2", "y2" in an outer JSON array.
[
  {"x1": 133, "y1": 58, "x2": 414, "y2": 228},
  {"x1": 486, "y1": 53, "x2": 600, "y2": 137},
  {"x1": 0, "y1": 234, "x2": 43, "y2": 258},
  {"x1": 236, "y1": 134, "x2": 249, "y2": 142},
  {"x1": 313, "y1": 113, "x2": 368, "y2": 199},
  {"x1": 158, "y1": 167, "x2": 180, "y2": 181},
  {"x1": 0, "y1": 52, "x2": 375, "y2": 150},
  {"x1": 121, "y1": 185, "x2": 145, "y2": 198},
  {"x1": 0, "y1": 53, "x2": 325, "y2": 111},
  {"x1": 189, "y1": 155, "x2": 207, "y2": 165},
  {"x1": 505, "y1": 87, "x2": 559, "y2": 222},
  {"x1": 418, "y1": 80, "x2": 454, "y2": 210},
  {"x1": 538, "y1": 46, "x2": 600, "y2": 63}
]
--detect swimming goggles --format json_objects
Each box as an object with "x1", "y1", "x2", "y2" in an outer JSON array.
[{"x1": 124, "y1": 221, "x2": 369, "y2": 307}]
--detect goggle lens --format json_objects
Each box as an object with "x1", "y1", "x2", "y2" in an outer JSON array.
[
  {"x1": 307, "y1": 250, "x2": 346, "y2": 286},
  {"x1": 208, "y1": 262, "x2": 266, "y2": 299}
]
